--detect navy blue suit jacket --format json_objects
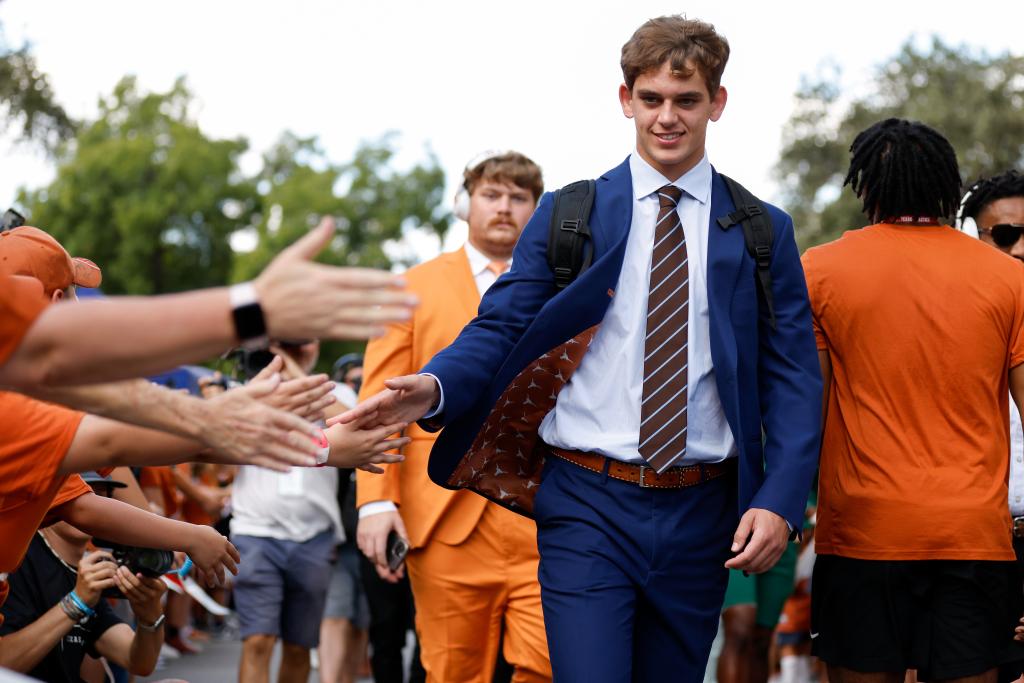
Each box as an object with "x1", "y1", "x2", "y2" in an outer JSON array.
[{"x1": 421, "y1": 158, "x2": 821, "y2": 530}]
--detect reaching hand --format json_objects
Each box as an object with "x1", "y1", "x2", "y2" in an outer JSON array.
[
  {"x1": 323, "y1": 410, "x2": 408, "y2": 472},
  {"x1": 724, "y1": 508, "x2": 790, "y2": 574},
  {"x1": 252, "y1": 356, "x2": 336, "y2": 422},
  {"x1": 254, "y1": 217, "x2": 418, "y2": 341},
  {"x1": 184, "y1": 525, "x2": 240, "y2": 588},
  {"x1": 356, "y1": 510, "x2": 408, "y2": 583},
  {"x1": 199, "y1": 373, "x2": 321, "y2": 471},
  {"x1": 330, "y1": 374, "x2": 440, "y2": 432}
]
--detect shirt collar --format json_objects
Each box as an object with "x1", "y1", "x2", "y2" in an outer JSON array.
[
  {"x1": 629, "y1": 151, "x2": 712, "y2": 205},
  {"x1": 464, "y1": 241, "x2": 500, "y2": 276}
]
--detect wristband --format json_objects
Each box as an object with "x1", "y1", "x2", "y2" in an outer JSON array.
[
  {"x1": 60, "y1": 595, "x2": 85, "y2": 623},
  {"x1": 68, "y1": 590, "x2": 96, "y2": 617},
  {"x1": 229, "y1": 282, "x2": 269, "y2": 350},
  {"x1": 313, "y1": 428, "x2": 330, "y2": 466}
]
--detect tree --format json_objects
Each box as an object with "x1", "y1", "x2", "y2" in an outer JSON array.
[
  {"x1": 21, "y1": 76, "x2": 256, "y2": 294},
  {"x1": 232, "y1": 131, "x2": 450, "y2": 280},
  {"x1": 0, "y1": 16, "x2": 75, "y2": 151},
  {"x1": 775, "y1": 38, "x2": 1024, "y2": 248}
]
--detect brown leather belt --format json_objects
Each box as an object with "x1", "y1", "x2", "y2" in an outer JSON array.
[{"x1": 548, "y1": 446, "x2": 735, "y2": 489}]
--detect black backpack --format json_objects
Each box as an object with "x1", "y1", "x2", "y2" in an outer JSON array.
[{"x1": 545, "y1": 175, "x2": 777, "y2": 329}]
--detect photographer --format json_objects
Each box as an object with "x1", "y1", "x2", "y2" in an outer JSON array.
[{"x1": 0, "y1": 475, "x2": 167, "y2": 681}]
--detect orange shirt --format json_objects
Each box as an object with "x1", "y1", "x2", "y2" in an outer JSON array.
[
  {"x1": 0, "y1": 275, "x2": 47, "y2": 365},
  {"x1": 0, "y1": 391, "x2": 85, "y2": 574},
  {"x1": 803, "y1": 224, "x2": 1024, "y2": 560},
  {"x1": 139, "y1": 467, "x2": 180, "y2": 518}
]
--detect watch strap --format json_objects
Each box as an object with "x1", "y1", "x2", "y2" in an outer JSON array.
[
  {"x1": 137, "y1": 613, "x2": 166, "y2": 632},
  {"x1": 229, "y1": 282, "x2": 269, "y2": 350}
]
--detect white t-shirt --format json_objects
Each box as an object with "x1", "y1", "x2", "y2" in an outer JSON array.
[{"x1": 230, "y1": 465, "x2": 342, "y2": 543}]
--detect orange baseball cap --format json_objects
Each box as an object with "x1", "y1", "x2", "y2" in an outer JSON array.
[{"x1": 0, "y1": 226, "x2": 101, "y2": 295}]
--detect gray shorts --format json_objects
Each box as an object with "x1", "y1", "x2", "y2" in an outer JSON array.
[
  {"x1": 323, "y1": 542, "x2": 370, "y2": 629},
  {"x1": 231, "y1": 529, "x2": 336, "y2": 648}
]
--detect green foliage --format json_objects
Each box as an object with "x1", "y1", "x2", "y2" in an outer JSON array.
[
  {"x1": 0, "y1": 27, "x2": 76, "y2": 152},
  {"x1": 21, "y1": 76, "x2": 255, "y2": 294},
  {"x1": 233, "y1": 131, "x2": 450, "y2": 281},
  {"x1": 776, "y1": 38, "x2": 1024, "y2": 249}
]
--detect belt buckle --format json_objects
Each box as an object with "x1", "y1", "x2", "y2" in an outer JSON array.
[{"x1": 639, "y1": 466, "x2": 653, "y2": 488}]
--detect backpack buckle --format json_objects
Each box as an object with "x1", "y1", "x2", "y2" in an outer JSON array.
[
  {"x1": 744, "y1": 204, "x2": 763, "y2": 217},
  {"x1": 560, "y1": 219, "x2": 581, "y2": 234},
  {"x1": 755, "y1": 245, "x2": 771, "y2": 262}
]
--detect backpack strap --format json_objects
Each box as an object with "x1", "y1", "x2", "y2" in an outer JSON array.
[
  {"x1": 546, "y1": 179, "x2": 596, "y2": 290},
  {"x1": 716, "y1": 174, "x2": 777, "y2": 330}
]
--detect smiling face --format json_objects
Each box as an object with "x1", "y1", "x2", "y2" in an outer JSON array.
[{"x1": 619, "y1": 60, "x2": 727, "y2": 181}]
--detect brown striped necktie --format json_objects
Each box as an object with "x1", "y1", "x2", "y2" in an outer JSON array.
[{"x1": 639, "y1": 185, "x2": 689, "y2": 473}]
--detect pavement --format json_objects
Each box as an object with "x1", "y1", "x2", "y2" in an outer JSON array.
[{"x1": 139, "y1": 637, "x2": 377, "y2": 683}]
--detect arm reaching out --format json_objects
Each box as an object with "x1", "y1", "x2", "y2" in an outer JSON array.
[{"x1": 331, "y1": 374, "x2": 440, "y2": 431}]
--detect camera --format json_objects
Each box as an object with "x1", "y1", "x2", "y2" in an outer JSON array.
[
  {"x1": 93, "y1": 540, "x2": 175, "y2": 597},
  {"x1": 231, "y1": 339, "x2": 313, "y2": 380}
]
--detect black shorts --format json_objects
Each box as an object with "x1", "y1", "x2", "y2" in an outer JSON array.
[{"x1": 811, "y1": 554, "x2": 1024, "y2": 681}]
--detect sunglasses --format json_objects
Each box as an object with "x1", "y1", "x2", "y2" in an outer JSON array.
[{"x1": 979, "y1": 223, "x2": 1024, "y2": 248}]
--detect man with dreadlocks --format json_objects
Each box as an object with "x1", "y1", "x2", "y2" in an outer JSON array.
[{"x1": 802, "y1": 119, "x2": 1024, "y2": 682}]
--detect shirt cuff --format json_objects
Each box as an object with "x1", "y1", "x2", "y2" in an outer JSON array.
[
  {"x1": 359, "y1": 500, "x2": 398, "y2": 519},
  {"x1": 420, "y1": 373, "x2": 444, "y2": 419}
]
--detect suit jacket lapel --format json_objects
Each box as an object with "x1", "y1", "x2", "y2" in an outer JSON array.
[{"x1": 448, "y1": 249, "x2": 482, "y2": 320}]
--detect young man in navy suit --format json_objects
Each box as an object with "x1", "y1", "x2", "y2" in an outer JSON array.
[{"x1": 340, "y1": 15, "x2": 821, "y2": 682}]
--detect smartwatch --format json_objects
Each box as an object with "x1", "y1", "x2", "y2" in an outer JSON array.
[
  {"x1": 137, "y1": 613, "x2": 166, "y2": 632},
  {"x1": 229, "y1": 282, "x2": 269, "y2": 350}
]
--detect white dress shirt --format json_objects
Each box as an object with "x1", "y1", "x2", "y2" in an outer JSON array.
[
  {"x1": 1009, "y1": 398, "x2": 1024, "y2": 517},
  {"x1": 537, "y1": 151, "x2": 736, "y2": 464}
]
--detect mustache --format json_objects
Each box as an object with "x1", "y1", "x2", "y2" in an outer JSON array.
[{"x1": 487, "y1": 215, "x2": 520, "y2": 230}]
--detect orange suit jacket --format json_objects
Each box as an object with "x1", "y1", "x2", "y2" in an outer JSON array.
[{"x1": 356, "y1": 248, "x2": 489, "y2": 548}]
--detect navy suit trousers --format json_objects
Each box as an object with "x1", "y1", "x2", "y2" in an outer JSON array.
[{"x1": 534, "y1": 454, "x2": 737, "y2": 682}]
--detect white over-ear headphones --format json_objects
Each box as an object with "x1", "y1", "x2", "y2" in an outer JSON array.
[
  {"x1": 453, "y1": 149, "x2": 511, "y2": 222},
  {"x1": 957, "y1": 180, "x2": 981, "y2": 239}
]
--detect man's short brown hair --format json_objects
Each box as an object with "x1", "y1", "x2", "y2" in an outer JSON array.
[
  {"x1": 464, "y1": 152, "x2": 544, "y2": 203},
  {"x1": 620, "y1": 16, "x2": 730, "y2": 95}
]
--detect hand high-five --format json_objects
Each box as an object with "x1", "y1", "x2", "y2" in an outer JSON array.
[{"x1": 330, "y1": 374, "x2": 440, "y2": 432}]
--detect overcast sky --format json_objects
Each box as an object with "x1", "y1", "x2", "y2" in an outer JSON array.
[{"x1": 1, "y1": 0, "x2": 1020, "y2": 256}]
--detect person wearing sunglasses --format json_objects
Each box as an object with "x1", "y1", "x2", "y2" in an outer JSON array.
[
  {"x1": 961, "y1": 170, "x2": 1024, "y2": 262},
  {"x1": 959, "y1": 169, "x2": 1024, "y2": 681}
]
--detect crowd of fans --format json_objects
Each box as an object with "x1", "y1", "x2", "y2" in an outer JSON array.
[{"x1": 3, "y1": 14, "x2": 1024, "y2": 683}]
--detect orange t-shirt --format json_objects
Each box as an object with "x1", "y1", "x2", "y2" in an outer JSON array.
[
  {"x1": 0, "y1": 391, "x2": 85, "y2": 574},
  {"x1": 803, "y1": 224, "x2": 1024, "y2": 560},
  {"x1": 0, "y1": 275, "x2": 47, "y2": 365},
  {"x1": 139, "y1": 466, "x2": 180, "y2": 518}
]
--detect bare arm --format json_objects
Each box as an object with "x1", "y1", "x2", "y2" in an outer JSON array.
[
  {"x1": 0, "y1": 604, "x2": 76, "y2": 672},
  {"x1": 55, "y1": 493, "x2": 240, "y2": 584},
  {"x1": 59, "y1": 414, "x2": 203, "y2": 476},
  {"x1": 0, "y1": 218, "x2": 415, "y2": 390},
  {"x1": 108, "y1": 467, "x2": 152, "y2": 510},
  {"x1": 40, "y1": 376, "x2": 322, "y2": 471}
]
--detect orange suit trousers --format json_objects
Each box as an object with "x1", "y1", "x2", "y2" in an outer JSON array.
[{"x1": 406, "y1": 501, "x2": 551, "y2": 683}]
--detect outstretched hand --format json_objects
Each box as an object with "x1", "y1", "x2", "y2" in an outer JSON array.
[
  {"x1": 324, "y1": 410, "x2": 409, "y2": 472},
  {"x1": 329, "y1": 374, "x2": 440, "y2": 432},
  {"x1": 255, "y1": 217, "x2": 419, "y2": 341},
  {"x1": 199, "y1": 373, "x2": 320, "y2": 471},
  {"x1": 724, "y1": 508, "x2": 789, "y2": 574}
]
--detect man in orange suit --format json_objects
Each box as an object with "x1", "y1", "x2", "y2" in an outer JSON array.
[{"x1": 356, "y1": 151, "x2": 549, "y2": 683}]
